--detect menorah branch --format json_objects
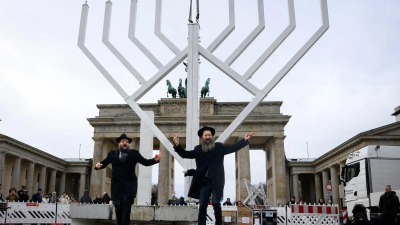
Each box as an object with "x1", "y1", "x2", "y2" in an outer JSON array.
[
  {"x1": 224, "y1": 0, "x2": 265, "y2": 66},
  {"x1": 129, "y1": 47, "x2": 188, "y2": 102},
  {"x1": 243, "y1": 0, "x2": 296, "y2": 80},
  {"x1": 217, "y1": 0, "x2": 329, "y2": 144},
  {"x1": 78, "y1": 3, "x2": 129, "y2": 100},
  {"x1": 128, "y1": 0, "x2": 163, "y2": 69},
  {"x1": 103, "y1": 1, "x2": 146, "y2": 85},
  {"x1": 206, "y1": 0, "x2": 235, "y2": 53},
  {"x1": 199, "y1": 46, "x2": 260, "y2": 96},
  {"x1": 155, "y1": 0, "x2": 181, "y2": 55}
]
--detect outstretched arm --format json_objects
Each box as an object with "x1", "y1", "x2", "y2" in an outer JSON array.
[
  {"x1": 95, "y1": 151, "x2": 112, "y2": 170},
  {"x1": 173, "y1": 134, "x2": 196, "y2": 159},
  {"x1": 224, "y1": 132, "x2": 254, "y2": 155},
  {"x1": 138, "y1": 151, "x2": 163, "y2": 166}
]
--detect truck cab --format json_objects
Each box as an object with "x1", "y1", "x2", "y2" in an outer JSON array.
[{"x1": 340, "y1": 145, "x2": 400, "y2": 223}]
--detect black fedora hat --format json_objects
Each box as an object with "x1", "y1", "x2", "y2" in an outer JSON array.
[
  {"x1": 116, "y1": 133, "x2": 132, "y2": 143},
  {"x1": 197, "y1": 126, "x2": 215, "y2": 138}
]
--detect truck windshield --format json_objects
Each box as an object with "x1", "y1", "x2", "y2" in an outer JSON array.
[{"x1": 345, "y1": 162, "x2": 360, "y2": 182}]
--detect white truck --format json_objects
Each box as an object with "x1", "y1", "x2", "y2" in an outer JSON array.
[{"x1": 340, "y1": 145, "x2": 400, "y2": 224}]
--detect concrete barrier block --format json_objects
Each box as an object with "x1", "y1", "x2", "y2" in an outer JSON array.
[
  {"x1": 131, "y1": 206, "x2": 155, "y2": 221},
  {"x1": 111, "y1": 205, "x2": 155, "y2": 221},
  {"x1": 155, "y1": 205, "x2": 198, "y2": 221},
  {"x1": 69, "y1": 204, "x2": 112, "y2": 219}
]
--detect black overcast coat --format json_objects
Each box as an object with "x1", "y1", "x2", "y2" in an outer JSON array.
[
  {"x1": 174, "y1": 139, "x2": 249, "y2": 199},
  {"x1": 95, "y1": 149, "x2": 158, "y2": 200}
]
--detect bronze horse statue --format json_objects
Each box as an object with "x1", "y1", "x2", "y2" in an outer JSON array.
[
  {"x1": 178, "y1": 78, "x2": 187, "y2": 98},
  {"x1": 166, "y1": 80, "x2": 177, "y2": 98},
  {"x1": 201, "y1": 78, "x2": 210, "y2": 98}
]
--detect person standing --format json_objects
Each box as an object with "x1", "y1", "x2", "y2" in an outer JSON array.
[
  {"x1": 59, "y1": 192, "x2": 69, "y2": 204},
  {"x1": 17, "y1": 189, "x2": 29, "y2": 202},
  {"x1": 42, "y1": 194, "x2": 50, "y2": 203},
  {"x1": 286, "y1": 196, "x2": 296, "y2": 207},
  {"x1": 168, "y1": 194, "x2": 178, "y2": 205},
  {"x1": 80, "y1": 190, "x2": 92, "y2": 204},
  {"x1": 223, "y1": 198, "x2": 233, "y2": 206},
  {"x1": 49, "y1": 191, "x2": 58, "y2": 203},
  {"x1": 172, "y1": 126, "x2": 254, "y2": 225},
  {"x1": 95, "y1": 133, "x2": 163, "y2": 225},
  {"x1": 93, "y1": 193, "x2": 103, "y2": 204},
  {"x1": 31, "y1": 188, "x2": 43, "y2": 203},
  {"x1": 379, "y1": 185, "x2": 399, "y2": 225},
  {"x1": 5, "y1": 188, "x2": 19, "y2": 202},
  {"x1": 102, "y1": 192, "x2": 111, "y2": 204}
]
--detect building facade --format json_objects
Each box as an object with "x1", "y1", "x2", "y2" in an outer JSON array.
[
  {"x1": 0, "y1": 134, "x2": 91, "y2": 200},
  {"x1": 288, "y1": 119, "x2": 400, "y2": 207}
]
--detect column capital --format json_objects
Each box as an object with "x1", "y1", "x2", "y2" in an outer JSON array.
[
  {"x1": 92, "y1": 137, "x2": 104, "y2": 141},
  {"x1": 273, "y1": 136, "x2": 286, "y2": 140}
]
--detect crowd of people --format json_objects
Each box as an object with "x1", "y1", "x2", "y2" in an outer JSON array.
[{"x1": 0, "y1": 187, "x2": 112, "y2": 204}]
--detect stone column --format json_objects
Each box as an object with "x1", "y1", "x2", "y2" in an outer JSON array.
[
  {"x1": 26, "y1": 162, "x2": 35, "y2": 193},
  {"x1": 158, "y1": 144, "x2": 172, "y2": 205},
  {"x1": 315, "y1": 173, "x2": 322, "y2": 201},
  {"x1": 48, "y1": 169, "x2": 57, "y2": 193},
  {"x1": 0, "y1": 153, "x2": 6, "y2": 191},
  {"x1": 11, "y1": 157, "x2": 21, "y2": 189},
  {"x1": 330, "y1": 165, "x2": 339, "y2": 205},
  {"x1": 38, "y1": 166, "x2": 47, "y2": 193},
  {"x1": 90, "y1": 137, "x2": 104, "y2": 197},
  {"x1": 80, "y1": 173, "x2": 86, "y2": 198},
  {"x1": 292, "y1": 174, "x2": 299, "y2": 200},
  {"x1": 321, "y1": 169, "x2": 329, "y2": 202},
  {"x1": 274, "y1": 138, "x2": 288, "y2": 203},
  {"x1": 59, "y1": 173, "x2": 66, "y2": 194},
  {"x1": 235, "y1": 143, "x2": 251, "y2": 201}
]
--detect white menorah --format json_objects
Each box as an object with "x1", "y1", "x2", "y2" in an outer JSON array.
[{"x1": 78, "y1": 0, "x2": 329, "y2": 198}]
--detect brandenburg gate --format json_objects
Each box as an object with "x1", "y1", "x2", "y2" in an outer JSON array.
[{"x1": 88, "y1": 97, "x2": 290, "y2": 204}]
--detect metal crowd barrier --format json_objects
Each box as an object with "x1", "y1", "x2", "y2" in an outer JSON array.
[
  {"x1": 0, "y1": 201, "x2": 71, "y2": 224},
  {"x1": 206, "y1": 204, "x2": 339, "y2": 225}
]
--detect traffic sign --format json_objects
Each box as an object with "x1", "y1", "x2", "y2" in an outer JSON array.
[
  {"x1": 326, "y1": 184, "x2": 332, "y2": 191},
  {"x1": 326, "y1": 191, "x2": 333, "y2": 196}
]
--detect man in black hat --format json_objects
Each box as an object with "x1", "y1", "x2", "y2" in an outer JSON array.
[
  {"x1": 95, "y1": 133, "x2": 163, "y2": 225},
  {"x1": 173, "y1": 126, "x2": 254, "y2": 225}
]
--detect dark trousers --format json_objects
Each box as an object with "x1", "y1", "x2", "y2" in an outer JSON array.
[
  {"x1": 381, "y1": 213, "x2": 396, "y2": 225},
  {"x1": 114, "y1": 194, "x2": 134, "y2": 225},
  {"x1": 198, "y1": 178, "x2": 222, "y2": 225}
]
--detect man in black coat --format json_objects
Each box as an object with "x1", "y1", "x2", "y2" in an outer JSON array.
[
  {"x1": 95, "y1": 133, "x2": 163, "y2": 225},
  {"x1": 30, "y1": 188, "x2": 42, "y2": 203},
  {"x1": 379, "y1": 185, "x2": 399, "y2": 225},
  {"x1": 173, "y1": 126, "x2": 254, "y2": 225},
  {"x1": 17, "y1": 189, "x2": 29, "y2": 202}
]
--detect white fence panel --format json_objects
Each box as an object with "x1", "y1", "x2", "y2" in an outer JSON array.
[
  {"x1": 289, "y1": 204, "x2": 339, "y2": 225},
  {"x1": 0, "y1": 202, "x2": 71, "y2": 224}
]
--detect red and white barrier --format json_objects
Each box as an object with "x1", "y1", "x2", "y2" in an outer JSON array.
[
  {"x1": 289, "y1": 204, "x2": 340, "y2": 225},
  {"x1": 291, "y1": 204, "x2": 339, "y2": 214},
  {"x1": 342, "y1": 208, "x2": 348, "y2": 224}
]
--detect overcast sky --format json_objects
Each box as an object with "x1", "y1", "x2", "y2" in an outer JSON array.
[{"x1": 1, "y1": 0, "x2": 399, "y2": 202}]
